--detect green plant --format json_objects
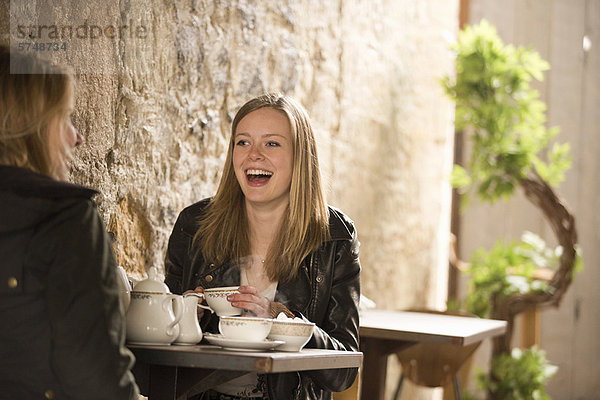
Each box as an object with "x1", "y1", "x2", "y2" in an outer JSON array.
[
  {"x1": 477, "y1": 347, "x2": 558, "y2": 400},
  {"x1": 465, "y1": 231, "x2": 555, "y2": 318},
  {"x1": 442, "y1": 19, "x2": 582, "y2": 400},
  {"x1": 443, "y1": 19, "x2": 571, "y2": 204},
  {"x1": 463, "y1": 230, "x2": 582, "y2": 319}
]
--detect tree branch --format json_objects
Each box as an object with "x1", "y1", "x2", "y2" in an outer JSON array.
[{"x1": 491, "y1": 170, "x2": 578, "y2": 356}]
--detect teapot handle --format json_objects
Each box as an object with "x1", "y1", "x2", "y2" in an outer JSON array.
[
  {"x1": 164, "y1": 294, "x2": 184, "y2": 337},
  {"x1": 116, "y1": 266, "x2": 131, "y2": 312}
]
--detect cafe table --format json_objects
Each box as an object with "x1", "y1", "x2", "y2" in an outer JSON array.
[
  {"x1": 359, "y1": 309, "x2": 507, "y2": 400},
  {"x1": 128, "y1": 343, "x2": 363, "y2": 400}
]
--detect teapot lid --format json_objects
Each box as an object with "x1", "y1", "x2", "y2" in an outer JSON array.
[{"x1": 132, "y1": 267, "x2": 171, "y2": 293}]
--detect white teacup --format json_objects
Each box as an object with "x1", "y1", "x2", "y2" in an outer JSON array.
[
  {"x1": 219, "y1": 316, "x2": 273, "y2": 342},
  {"x1": 204, "y1": 286, "x2": 242, "y2": 316}
]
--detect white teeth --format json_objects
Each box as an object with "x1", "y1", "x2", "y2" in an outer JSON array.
[{"x1": 246, "y1": 169, "x2": 273, "y2": 176}]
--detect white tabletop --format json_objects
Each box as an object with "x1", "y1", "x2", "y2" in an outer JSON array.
[{"x1": 359, "y1": 309, "x2": 507, "y2": 346}]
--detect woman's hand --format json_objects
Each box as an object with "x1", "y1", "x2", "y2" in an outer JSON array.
[
  {"x1": 184, "y1": 286, "x2": 206, "y2": 320},
  {"x1": 229, "y1": 285, "x2": 271, "y2": 318}
]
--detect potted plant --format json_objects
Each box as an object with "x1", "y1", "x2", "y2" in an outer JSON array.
[{"x1": 441, "y1": 19, "x2": 582, "y2": 400}]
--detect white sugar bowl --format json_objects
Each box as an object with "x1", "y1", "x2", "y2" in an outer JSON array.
[
  {"x1": 268, "y1": 318, "x2": 315, "y2": 351},
  {"x1": 126, "y1": 267, "x2": 183, "y2": 345}
]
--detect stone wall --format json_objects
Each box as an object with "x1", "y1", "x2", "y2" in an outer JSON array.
[
  {"x1": 4, "y1": 0, "x2": 457, "y2": 321},
  {"x1": 4, "y1": 0, "x2": 458, "y2": 397}
]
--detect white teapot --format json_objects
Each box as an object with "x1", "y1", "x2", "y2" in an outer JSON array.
[{"x1": 125, "y1": 267, "x2": 183, "y2": 345}]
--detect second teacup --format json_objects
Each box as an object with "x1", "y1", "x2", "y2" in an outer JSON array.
[
  {"x1": 204, "y1": 286, "x2": 242, "y2": 316},
  {"x1": 219, "y1": 316, "x2": 273, "y2": 342}
]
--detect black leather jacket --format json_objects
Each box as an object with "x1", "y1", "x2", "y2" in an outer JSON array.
[
  {"x1": 0, "y1": 166, "x2": 139, "y2": 399},
  {"x1": 165, "y1": 198, "x2": 361, "y2": 400}
]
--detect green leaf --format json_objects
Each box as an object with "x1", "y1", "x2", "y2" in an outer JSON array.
[
  {"x1": 442, "y1": 19, "x2": 572, "y2": 202},
  {"x1": 463, "y1": 232, "x2": 570, "y2": 317},
  {"x1": 476, "y1": 346, "x2": 557, "y2": 400},
  {"x1": 450, "y1": 164, "x2": 472, "y2": 189}
]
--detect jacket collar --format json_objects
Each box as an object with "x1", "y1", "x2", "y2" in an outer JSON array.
[
  {"x1": 0, "y1": 165, "x2": 98, "y2": 199},
  {"x1": 328, "y1": 206, "x2": 355, "y2": 241}
]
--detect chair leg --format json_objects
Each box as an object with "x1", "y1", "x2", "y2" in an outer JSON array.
[
  {"x1": 393, "y1": 374, "x2": 405, "y2": 400},
  {"x1": 453, "y1": 375, "x2": 462, "y2": 400}
]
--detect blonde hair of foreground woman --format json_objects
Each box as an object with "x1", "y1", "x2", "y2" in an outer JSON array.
[
  {"x1": 194, "y1": 93, "x2": 331, "y2": 283},
  {"x1": 0, "y1": 45, "x2": 76, "y2": 180}
]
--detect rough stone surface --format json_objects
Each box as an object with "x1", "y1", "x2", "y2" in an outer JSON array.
[
  {"x1": 4, "y1": 0, "x2": 458, "y2": 397},
  {"x1": 3, "y1": 0, "x2": 457, "y2": 326}
]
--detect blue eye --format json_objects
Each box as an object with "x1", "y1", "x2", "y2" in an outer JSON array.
[
  {"x1": 236, "y1": 139, "x2": 249, "y2": 146},
  {"x1": 267, "y1": 141, "x2": 280, "y2": 147}
]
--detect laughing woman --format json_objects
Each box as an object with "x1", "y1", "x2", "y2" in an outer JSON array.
[
  {"x1": 165, "y1": 93, "x2": 361, "y2": 400},
  {"x1": 0, "y1": 46, "x2": 139, "y2": 399}
]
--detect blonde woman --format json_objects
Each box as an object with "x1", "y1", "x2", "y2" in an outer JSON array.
[
  {"x1": 165, "y1": 93, "x2": 361, "y2": 399},
  {"x1": 0, "y1": 46, "x2": 139, "y2": 399}
]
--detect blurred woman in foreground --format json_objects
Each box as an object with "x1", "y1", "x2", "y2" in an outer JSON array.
[{"x1": 0, "y1": 45, "x2": 139, "y2": 399}]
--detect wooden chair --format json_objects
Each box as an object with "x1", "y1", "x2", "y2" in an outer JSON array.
[
  {"x1": 332, "y1": 372, "x2": 360, "y2": 400},
  {"x1": 394, "y1": 309, "x2": 481, "y2": 400}
]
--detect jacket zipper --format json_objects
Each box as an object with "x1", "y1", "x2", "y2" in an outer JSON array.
[{"x1": 309, "y1": 253, "x2": 318, "y2": 317}]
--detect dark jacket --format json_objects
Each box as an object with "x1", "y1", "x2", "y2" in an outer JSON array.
[
  {"x1": 165, "y1": 198, "x2": 361, "y2": 400},
  {"x1": 0, "y1": 166, "x2": 139, "y2": 400}
]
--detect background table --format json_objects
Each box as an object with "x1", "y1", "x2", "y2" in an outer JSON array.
[
  {"x1": 359, "y1": 309, "x2": 507, "y2": 400},
  {"x1": 129, "y1": 344, "x2": 362, "y2": 400}
]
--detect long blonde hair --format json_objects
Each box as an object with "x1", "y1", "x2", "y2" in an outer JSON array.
[
  {"x1": 0, "y1": 45, "x2": 74, "y2": 179},
  {"x1": 195, "y1": 93, "x2": 330, "y2": 282}
]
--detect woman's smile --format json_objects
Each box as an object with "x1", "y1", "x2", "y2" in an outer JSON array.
[{"x1": 245, "y1": 168, "x2": 274, "y2": 186}]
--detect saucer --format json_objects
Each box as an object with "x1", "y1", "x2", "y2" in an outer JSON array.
[
  {"x1": 204, "y1": 333, "x2": 284, "y2": 351},
  {"x1": 127, "y1": 341, "x2": 172, "y2": 346}
]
